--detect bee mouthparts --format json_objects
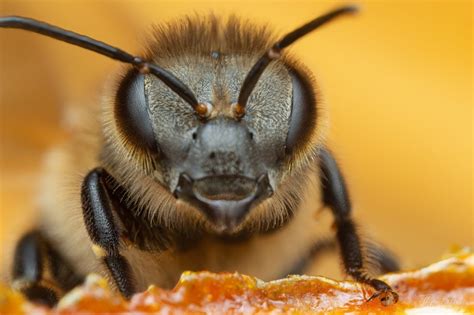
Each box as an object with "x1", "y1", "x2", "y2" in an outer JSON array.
[{"x1": 174, "y1": 173, "x2": 273, "y2": 230}]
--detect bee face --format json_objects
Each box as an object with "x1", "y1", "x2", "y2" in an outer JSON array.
[{"x1": 115, "y1": 48, "x2": 316, "y2": 232}]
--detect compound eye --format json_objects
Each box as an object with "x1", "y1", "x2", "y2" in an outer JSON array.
[
  {"x1": 115, "y1": 69, "x2": 158, "y2": 154},
  {"x1": 285, "y1": 69, "x2": 317, "y2": 155}
]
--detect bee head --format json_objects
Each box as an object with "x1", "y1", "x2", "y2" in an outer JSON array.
[{"x1": 113, "y1": 7, "x2": 357, "y2": 233}]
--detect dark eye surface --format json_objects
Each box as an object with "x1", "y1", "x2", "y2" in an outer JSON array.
[
  {"x1": 115, "y1": 69, "x2": 158, "y2": 153},
  {"x1": 285, "y1": 68, "x2": 317, "y2": 155}
]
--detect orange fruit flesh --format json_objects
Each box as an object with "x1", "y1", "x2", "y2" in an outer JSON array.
[{"x1": 1, "y1": 251, "x2": 473, "y2": 314}]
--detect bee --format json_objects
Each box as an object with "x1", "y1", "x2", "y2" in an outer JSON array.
[{"x1": 1, "y1": 5, "x2": 400, "y2": 307}]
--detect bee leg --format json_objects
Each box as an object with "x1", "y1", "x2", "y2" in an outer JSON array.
[
  {"x1": 12, "y1": 231, "x2": 82, "y2": 306},
  {"x1": 81, "y1": 167, "x2": 135, "y2": 298},
  {"x1": 319, "y1": 148, "x2": 399, "y2": 306}
]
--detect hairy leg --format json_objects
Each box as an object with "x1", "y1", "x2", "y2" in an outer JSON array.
[
  {"x1": 81, "y1": 167, "x2": 135, "y2": 297},
  {"x1": 12, "y1": 231, "x2": 82, "y2": 306},
  {"x1": 319, "y1": 148, "x2": 398, "y2": 305}
]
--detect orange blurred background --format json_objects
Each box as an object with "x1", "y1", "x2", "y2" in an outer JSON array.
[{"x1": 0, "y1": 0, "x2": 472, "y2": 280}]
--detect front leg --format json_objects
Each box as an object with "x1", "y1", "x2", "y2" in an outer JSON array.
[
  {"x1": 81, "y1": 167, "x2": 135, "y2": 298},
  {"x1": 319, "y1": 148, "x2": 398, "y2": 305}
]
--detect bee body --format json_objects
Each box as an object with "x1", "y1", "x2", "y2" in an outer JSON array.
[{"x1": 3, "y1": 7, "x2": 400, "y2": 306}]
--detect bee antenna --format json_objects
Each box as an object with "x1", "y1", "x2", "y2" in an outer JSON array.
[
  {"x1": 0, "y1": 16, "x2": 206, "y2": 117},
  {"x1": 235, "y1": 5, "x2": 359, "y2": 118}
]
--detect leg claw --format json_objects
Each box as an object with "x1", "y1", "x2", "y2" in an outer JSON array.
[{"x1": 367, "y1": 288, "x2": 399, "y2": 306}]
